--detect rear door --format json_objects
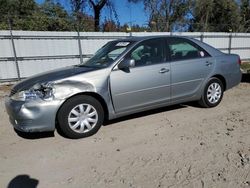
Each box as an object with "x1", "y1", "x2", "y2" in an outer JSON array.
[
  {"x1": 167, "y1": 37, "x2": 214, "y2": 102},
  {"x1": 110, "y1": 38, "x2": 171, "y2": 113}
]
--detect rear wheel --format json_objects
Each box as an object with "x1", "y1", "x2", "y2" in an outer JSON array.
[
  {"x1": 199, "y1": 77, "x2": 224, "y2": 108},
  {"x1": 57, "y1": 95, "x2": 104, "y2": 139}
]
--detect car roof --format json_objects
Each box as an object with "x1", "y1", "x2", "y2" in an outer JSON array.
[
  {"x1": 117, "y1": 35, "x2": 191, "y2": 42},
  {"x1": 115, "y1": 35, "x2": 223, "y2": 57}
]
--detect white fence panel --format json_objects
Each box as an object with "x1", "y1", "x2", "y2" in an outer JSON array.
[
  {"x1": 80, "y1": 32, "x2": 129, "y2": 55},
  {"x1": 18, "y1": 59, "x2": 80, "y2": 78},
  {"x1": 0, "y1": 61, "x2": 17, "y2": 80},
  {"x1": 0, "y1": 31, "x2": 249, "y2": 81},
  {"x1": 203, "y1": 37, "x2": 229, "y2": 49},
  {"x1": 231, "y1": 49, "x2": 250, "y2": 60},
  {"x1": 13, "y1": 31, "x2": 79, "y2": 57},
  {"x1": 0, "y1": 40, "x2": 13, "y2": 57},
  {"x1": 232, "y1": 37, "x2": 250, "y2": 48}
]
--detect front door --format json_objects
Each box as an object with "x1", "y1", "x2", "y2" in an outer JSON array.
[{"x1": 110, "y1": 38, "x2": 171, "y2": 113}]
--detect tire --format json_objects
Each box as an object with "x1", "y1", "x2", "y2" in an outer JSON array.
[
  {"x1": 199, "y1": 77, "x2": 224, "y2": 108},
  {"x1": 57, "y1": 95, "x2": 104, "y2": 139}
]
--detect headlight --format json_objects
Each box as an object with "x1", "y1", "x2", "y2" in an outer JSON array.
[{"x1": 11, "y1": 83, "x2": 54, "y2": 101}]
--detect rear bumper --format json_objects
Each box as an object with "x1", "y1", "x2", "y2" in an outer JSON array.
[{"x1": 5, "y1": 97, "x2": 63, "y2": 132}]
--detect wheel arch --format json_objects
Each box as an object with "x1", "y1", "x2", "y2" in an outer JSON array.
[
  {"x1": 211, "y1": 74, "x2": 227, "y2": 90},
  {"x1": 199, "y1": 75, "x2": 225, "y2": 108},
  {"x1": 56, "y1": 92, "x2": 109, "y2": 123}
]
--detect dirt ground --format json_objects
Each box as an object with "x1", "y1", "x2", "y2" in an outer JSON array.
[{"x1": 0, "y1": 75, "x2": 250, "y2": 188}]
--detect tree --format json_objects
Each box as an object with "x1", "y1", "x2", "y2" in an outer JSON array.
[
  {"x1": 37, "y1": 0, "x2": 73, "y2": 31},
  {"x1": 0, "y1": 0, "x2": 76, "y2": 31},
  {"x1": 213, "y1": 0, "x2": 241, "y2": 32},
  {"x1": 89, "y1": 0, "x2": 107, "y2": 31},
  {"x1": 102, "y1": 19, "x2": 118, "y2": 31},
  {"x1": 191, "y1": 0, "x2": 242, "y2": 32},
  {"x1": 75, "y1": 13, "x2": 95, "y2": 31},
  {"x1": 190, "y1": 0, "x2": 214, "y2": 32},
  {"x1": 130, "y1": 0, "x2": 191, "y2": 32},
  {"x1": 70, "y1": 0, "x2": 119, "y2": 31},
  {"x1": 69, "y1": 0, "x2": 108, "y2": 31},
  {"x1": 70, "y1": 0, "x2": 86, "y2": 13},
  {"x1": 240, "y1": 0, "x2": 250, "y2": 32},
  {"x1": 70, "y1": 0, "x2": 95, "y2": 31},
  {"x1": 1, "y1": 0, "x2": 248, "y2": 32},
  {"x1": 0, "y1": 0, "x2": 37, "y2": 30}
]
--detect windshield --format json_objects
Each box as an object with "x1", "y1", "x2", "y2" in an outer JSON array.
[{"x1": 80, "y1": 41, "x2": 134, "y2": 68}]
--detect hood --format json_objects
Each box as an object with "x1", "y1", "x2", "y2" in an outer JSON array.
[{"x1": 12, "y1": 65, "x2": 96, "y2": 92}]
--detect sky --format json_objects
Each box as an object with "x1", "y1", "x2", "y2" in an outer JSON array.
[{"x1": 35, "y1": 0, "x2": 148, "y2": 26}]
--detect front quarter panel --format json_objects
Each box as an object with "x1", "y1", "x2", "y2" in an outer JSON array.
[
  {"x1": 52, "y1": 68, "x2": 110, "y2": 99},
  {"x1": 51, "y1": 68, "x2": 116, "y2": 120},
  {"x1": 53, "y1": 80, "x2": 95, "y2": 100}
]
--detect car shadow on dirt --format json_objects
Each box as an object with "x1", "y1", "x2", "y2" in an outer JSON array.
[
  {"x1": 103, "y1": 104, "x2": 187, "y2": 126},
  {"x1": 242, "y1": 74, "x2": 250, "y2": 83},
  {"x1": 14, "y1": 129, "x2": 54, "y2": 139}
]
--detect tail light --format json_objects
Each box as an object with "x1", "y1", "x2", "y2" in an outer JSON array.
[{"x1": 238, "y1": 58, "x2": 241, "y2": 65}]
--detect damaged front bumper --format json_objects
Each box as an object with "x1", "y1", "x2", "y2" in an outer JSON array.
[{"x1": 5, "y1": 97, "x2": 63, "y2": 132}]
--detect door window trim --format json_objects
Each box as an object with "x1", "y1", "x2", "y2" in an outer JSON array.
[
  {"x1": 166, "y1": 37, "x2": 211, "y2": 62},
  {"x1": 122, "y1": 37, "x2": 169, "y2": 68}
]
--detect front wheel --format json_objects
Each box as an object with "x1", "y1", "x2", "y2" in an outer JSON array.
[
  {"x1": 199, "y1": 78, "x2": 224, "y2": 108},
  {"x1": 57, "y1": 95, "x2": 104, "y2": 139}
]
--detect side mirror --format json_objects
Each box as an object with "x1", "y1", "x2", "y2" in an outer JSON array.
[{"x1": 118, "y1": 59, "x2": 135, "y2": 70}]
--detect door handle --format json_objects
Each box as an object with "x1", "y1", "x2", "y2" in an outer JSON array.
[
  {"x1": 206, "y1": 61, "x2": 213, "y2": 66},
  {"x1": 159, "y1": 68, "x2": 170, "y2": 73}
]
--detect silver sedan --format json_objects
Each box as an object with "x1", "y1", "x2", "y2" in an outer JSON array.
[{"x1": 5, "y1": 36, "x2": 242, "y2": 138}]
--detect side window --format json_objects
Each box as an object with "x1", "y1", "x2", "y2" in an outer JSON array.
[
  {"x1": 126, "y1": 39, "x2": 165, "y2": 67},
  {"x1": 168, "y1": 38, "x2": 209, "y2": 61}
]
